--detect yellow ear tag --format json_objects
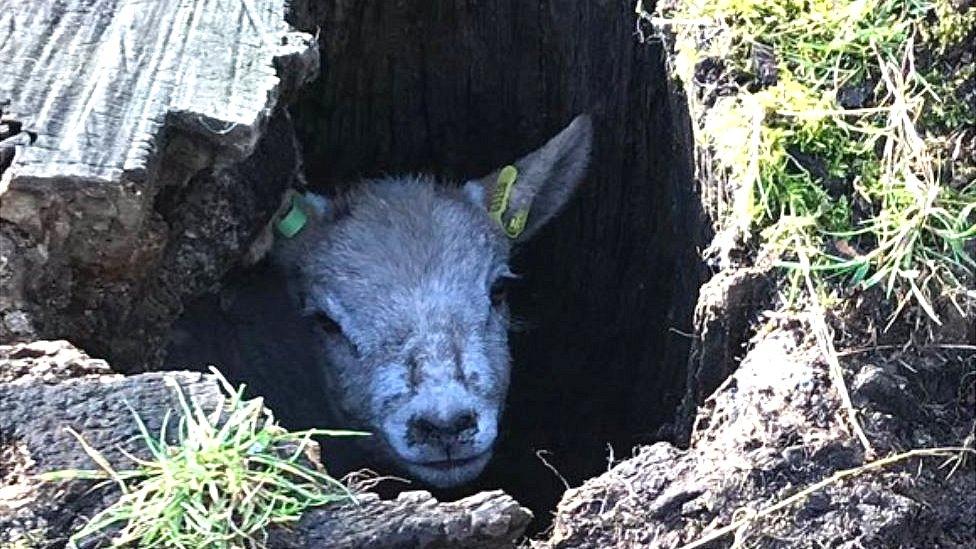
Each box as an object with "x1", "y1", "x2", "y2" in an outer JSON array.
[{"x1": 488, "y1": 165, "x2": 529, "y2": 239}]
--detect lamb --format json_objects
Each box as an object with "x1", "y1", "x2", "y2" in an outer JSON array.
[{"x1": 172, "y1": 115, "x2": 591, "y2": 488}]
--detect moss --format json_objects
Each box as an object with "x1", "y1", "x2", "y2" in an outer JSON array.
[{"x1": 925, "y1": 0, "x2": 976, "y2": 52}]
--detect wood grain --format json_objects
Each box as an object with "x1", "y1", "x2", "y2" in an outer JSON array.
[{"x1": 0, "y1": 0, "x2": 314, "y2": 185}]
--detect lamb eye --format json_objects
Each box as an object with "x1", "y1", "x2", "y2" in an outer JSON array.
[
  {"x1": 314, "y1": 312, "x2": 342, "y2": 335},
  {"x1": 490, "y1": 278, "x2": 508, "y2": 306}
]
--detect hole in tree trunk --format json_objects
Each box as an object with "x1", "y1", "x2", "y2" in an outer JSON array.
[{"x1": 165, "y1": 0, "x2": 708, "y2": 536}]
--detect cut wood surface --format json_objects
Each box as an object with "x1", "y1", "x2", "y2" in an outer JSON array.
[
  {"x1": 0, "y1": 0, "x2": 313, "y2": 183},
  {"x1": 0, "y1": 1, "x2": 317, "y2": 369}
]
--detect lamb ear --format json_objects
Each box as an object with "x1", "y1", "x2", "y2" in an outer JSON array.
[{"x1": 464, "y1": 114, "x2": 592, "y2": 241}]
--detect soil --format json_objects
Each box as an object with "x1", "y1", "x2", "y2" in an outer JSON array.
[{"x1": 542, "y1": 312, "x2": 975, "y2": 548}]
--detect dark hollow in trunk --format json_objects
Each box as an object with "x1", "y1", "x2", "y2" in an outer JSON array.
[
  {"x1": 168, "y1": 0, "x2": 706, "y2": 535},
  {"x1": 281, "y1": 0, "x2": 706, "y2": 533}
]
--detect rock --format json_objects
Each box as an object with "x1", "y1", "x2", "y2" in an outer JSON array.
[{"x1": 0, "y1": 341, "x2": 532, "y2": 548}]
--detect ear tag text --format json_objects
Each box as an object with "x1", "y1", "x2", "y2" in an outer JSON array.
[
  {"x1": 276, "y1": 195, "x2": 308, "y2": 238},
  {"x1": 488, "y1": 165, "x2": 529, "y2": 239}
]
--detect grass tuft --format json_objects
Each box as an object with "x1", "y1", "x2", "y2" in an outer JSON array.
[
  {"x1": 39, "y1": 368, "x2": 366, "y2": 549},
  {"x1": 648, "y1": 0, "x2": 976, "y2": 328}
]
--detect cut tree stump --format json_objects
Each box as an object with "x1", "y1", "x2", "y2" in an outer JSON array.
[{"x1": 0, "y1": 0, "x2": 318, "y2": 370}]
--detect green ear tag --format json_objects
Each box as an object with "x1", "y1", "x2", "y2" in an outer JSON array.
[
  {"x1": 488, "y1": 165, "x2": 527, "y2": 239},
  {"x1": 276, "y1": 195, "x2": 308, "y2": 238}
]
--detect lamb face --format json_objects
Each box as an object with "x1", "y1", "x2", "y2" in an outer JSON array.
[
  {"x1": 292, "y1": 180, "x2": 510, "y2": 486},
  {"x1": 275, "y1": 115, "x2": 592, "y2": 487}
]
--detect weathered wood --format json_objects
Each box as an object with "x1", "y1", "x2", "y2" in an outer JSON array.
[
  {"x1": 0, "y1": 0, "x2": 317, "y2": 369},
  {"x1": 0, "y1": 0, "x2": 313, "y2": 182},
  {"x1": 274, "y1": 490, "x2": 531, "y2": 549},
  {"x1": 543, "y1": 328, "x2": 976, "y2": 548}
]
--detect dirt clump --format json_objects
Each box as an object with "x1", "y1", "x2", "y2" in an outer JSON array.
[{"x1": 543, "y1": 317, "x2": 974, "y2": 548}]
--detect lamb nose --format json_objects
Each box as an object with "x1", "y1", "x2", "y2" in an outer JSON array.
[{"x1": 410, "y1": 412, "x2": 478, "y2": 445}]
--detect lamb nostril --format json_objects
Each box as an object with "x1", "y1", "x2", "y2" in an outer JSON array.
[
  {"x1": 414, "y1": 418, "x2": 437, "y2": 437},
  {"x1": 407, "y1": 417, "x2": 442, "y2": 444},
  {"x1": 408, "y1": 412, "x2": 479, "y2": 446},
  {"x1": 452, "y1": 412, "x2": 476, "y2": 434}
]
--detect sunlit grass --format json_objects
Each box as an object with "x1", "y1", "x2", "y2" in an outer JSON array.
[
  {"x1": 39, "y1": 368, "x2": 366, "y2": 548},
  {"x1": 648, "y1": 0, "x2": 976, "y2": 326}
]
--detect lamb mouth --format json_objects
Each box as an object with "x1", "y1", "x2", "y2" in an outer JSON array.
[{"x1": 409, "y1": 451, "x2": 490, "y2": 471}]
